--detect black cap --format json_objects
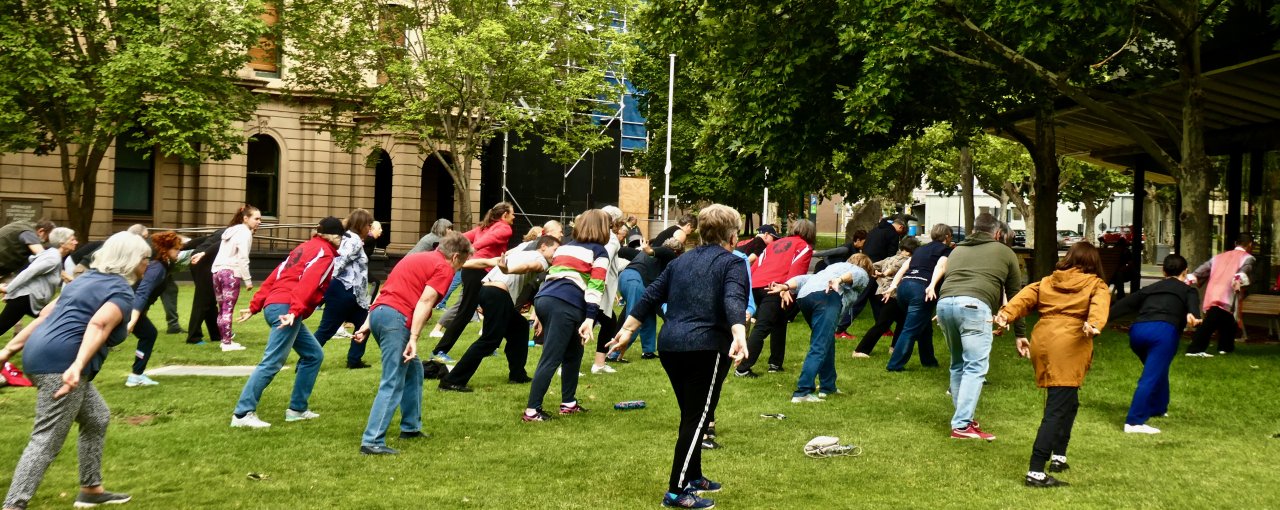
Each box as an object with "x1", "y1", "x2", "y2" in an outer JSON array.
[
  {"x1": 317, "y1": 216, "x2": 345, "y2": 235},
  {"x1": 758, "y1": 224, "x2": 778, "y2": 236}
]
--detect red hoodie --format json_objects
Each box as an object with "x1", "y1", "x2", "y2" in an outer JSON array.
[
  {"x1": 249, "y1": 236, "x2": 337, "y2": 320},
  {"x1": 464, "y1": 221, "x2": 513, "y2": 259},
  {"x1": 750, "y1": 235, "x2": 812, "y2": 289}
]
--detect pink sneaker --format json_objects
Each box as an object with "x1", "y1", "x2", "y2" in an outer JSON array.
[{"x1": 951, "y1": 423, "x2": 996, "y2": 441}]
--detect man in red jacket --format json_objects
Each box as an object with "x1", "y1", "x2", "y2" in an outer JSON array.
[
  {"x1": 230, "y1": 217, "x2": 345, "y2": 429},
  {"x1": 734, "y1": 219, "x2": 816, "y2": 378}
]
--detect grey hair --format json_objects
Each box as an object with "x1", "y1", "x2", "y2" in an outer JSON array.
[
  {"x1": 601, "y1": 205, "x2": 624, "y2": 223},
  {"x1": 430, "y1": 218, "x2": 453, "y2": 237},
  {"x1": 48, "y1": 227, "x2": 75, "y2": 246},
  {"x1": 930, "y1": 223, "x2": 951, "y2": 242},
  {"x1": 973, "y1": 213, "x2": 999, "y2": 234},
  {"x1": 697, "y1": 204, "x2": 741, "y2": 247},
  {"x1": 90, "y1": 231, "x2": 152, "y2": 284},
  {"x1": 126, "y1": 224, "x2": 149, "y2": 237}
]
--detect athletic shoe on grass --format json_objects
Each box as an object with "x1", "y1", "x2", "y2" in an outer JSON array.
[
  {"x1": 285, "y1": 409, "x2": 320, "y2": 422},
  {"x1": 950, "y1": 424, "x2": 995, "y2": 441},
  {"x1": 73, "y1": 491, "x2": 131, "y2": 507},
  {"x1": 231, "y1": 412, "x2": 271, "y2": 429}
]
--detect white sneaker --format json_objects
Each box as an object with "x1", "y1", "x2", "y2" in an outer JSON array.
[
  {"x1": 231, "y1": 412, "x2": 271, "y2": 428},
  {"x1": 591, "y1": 364, "x2": 617, "y2": 374},
  {"x1": 791, "y1": 394, "x2": 825, "y2": 404},
  {"x1": 285, "y1": 409, "x2": 321, "y2": 422},
  {"x1": 221, "y1": 341, "x2": 247, "y2": 352},
  {"x1": 851, "y1": 351, "x2": 870, "y2": 359},
  {"x1": 334, "y1": 327, "x2": 353, "y2": 339},
  {"x1": 125, "y1": 374, "x2": 159, "y2": 387},
  {"x1": 1184, "y1": 352, "x2": 1213, "y2": 358},
  {"x1": 428, "y1": 330, "x2": 444, "y2": 338},
  {"x1": 1124, "y1": 424, "x2": 1161, "y2": 434},
  {"x1": 817, "y1": 390, "x2": 842, "y2": 398}
]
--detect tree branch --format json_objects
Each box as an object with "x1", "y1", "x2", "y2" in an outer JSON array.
[{"x1": 928, "y1": 45, "x2": 999, "y2": 70}]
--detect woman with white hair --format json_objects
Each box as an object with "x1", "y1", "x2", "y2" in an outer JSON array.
[
  {"x1": 0, "y1": 231, "x2": 151, "y2": 509},
  {"x1": 0, "y1": 227, "x2": 77, "y2": 337}
]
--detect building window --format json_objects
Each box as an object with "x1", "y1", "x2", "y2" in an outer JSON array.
[
  {"x1": 245, "y1": 135, "x2": 280, "y2": 217},
  {"x1": 113, "y1": 132, "x2": 154, "y2": 215},
  {"x1": 248, "y1": 2, "x2": 281, "y2": 78}
]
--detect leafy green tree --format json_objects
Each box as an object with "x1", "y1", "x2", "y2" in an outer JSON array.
[
  {"x1": 1059, "y1": 159, "x2": 1132, "y2": 242},
  {"x1": 0, "y1": 0, "x2": 269, "y2": 236},
  {"x1": 283, "y1": 0, "x2": 635, "y2": 227}
]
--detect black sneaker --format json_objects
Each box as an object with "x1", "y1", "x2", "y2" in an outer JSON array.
[
  {"x1": 359, "y1": 445, "x2": 400, "y2": 455},
  {"x1": 398, "y1": 430, "x2": 430, "y2": 440},
  {"x1": 705, "y1": 424, "x2": 717, "y2": 439},
  {"x1": 166, "y1": 326, "x2": 185, "y2": 334},
  {"x1": 641, "y1": 352, "x2": 659, "y2": 360},
  {"x1": 700, "y1": 438, "x2": 721, "y2": 450},
  {"x1": 74, "y1": 491, "x2": 131, "y2": 507},
  {"x1": 662, "y1": 491, "x2": 715, "y2": 509},
  {"x1": 347, "y1": 360, "x2": 372, "y2": 369},
  {"x1": 522, "y1": 408, "x2": 552, "y2": 422},
  {"x1": 438, "y1": 382, "x2": 474, "y2": 392},
  {"x1": 685, "y1": 477, "x2": 722, "y2": 494},
  {"x1": 734, "y1": 369, "x2": 759, "y2": 378},
  {"x1": 767, "y1": 364, "x2": 783, "y2": 373},
  {"x1": 508, "y1": 374, "x2": 533, "y2": 384},
  {"x1": 1025, "y1": 473, "x2": 1069, "y2": 488},
  {"x1": 1049, "y1": 459, "x2": 1070, "y2": 473}
]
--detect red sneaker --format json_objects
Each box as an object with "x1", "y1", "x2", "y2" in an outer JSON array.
[
  {"x1": 950, "y1": 424, "x2": 996, "y2": 441},
  {"x1": 2, "y1": 362, "x2": 33, "y2": 387},
  {"x1": 834, "y1": 332, "x2": 854, "y2": 340},
  {"x1": 882, "y1": 330, "x2": 895, "y2": 337}
]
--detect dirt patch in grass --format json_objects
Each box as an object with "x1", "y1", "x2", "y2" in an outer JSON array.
[{"x1": 122, "y1": 415, "x2": 155, "y2": 426}]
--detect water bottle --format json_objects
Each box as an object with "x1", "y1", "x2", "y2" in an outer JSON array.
[{"x1": 614, "y1": 400, "x2": 646, "y2": 410}]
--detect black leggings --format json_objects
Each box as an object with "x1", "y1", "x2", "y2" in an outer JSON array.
[
  {"x1": 0, "y1": 295, "x2": 37, "y2": 336},
  {"x1": 1187, "y1": 307, "x2": 1237, "y2": 354},
  {"x1": 854, "y1": 296, "x2": 904, "y2": 354},
  {"x1": 739, "y1": 288, "x2": 786, "y2": 371},
  {"x1": 433, "y1": 267, "x2": 486, "y2": 355},
  {"x1": 595, "y1": 313, "x2": 619, "y2": 354},
  {"x1": 444, "y1": 286, "x2": 530, "y2": 385},
  {"x1": 187, "y1": 262, "x2": 221, "y2": 343},
  {"x1": 131, "y1": 314, "x2": 159, "y2": 375},
  {"x1": 1030, "y1": 386, "x2": 1079, "y2": 472},
  {"x1": 660, "y1": 349, "x2": 730, "y2": 493}
]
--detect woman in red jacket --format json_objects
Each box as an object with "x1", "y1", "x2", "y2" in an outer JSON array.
[
  {"x1": 430, "y1": 203, "x2": 514, "y2": 360},
  {"x1": 734, "y1": 219, "x2": 815, "y2": 378},
  {"x1": 229, "y1": 217, "x2": 344, "y2": 429}
]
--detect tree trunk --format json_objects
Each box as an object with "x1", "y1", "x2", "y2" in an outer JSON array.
[
  {"x1": 447, "y1": 153, "x2": 474, "y2": 231},
  {"x1": 959, "y1": 145, "x2": 975, "y2": 232},
  {"x1": 1143, "y1": 182, "x2": 1161, "y2": 263},
  {"x1": 1175, "y1": 28, "x2": 1211, "y2": 265},
  {"x1": 1082, "y1": 202, "x2": 1099, "y2": 243},
  {"x1": 1028, "y1": 106, "x2": 1061, "y2": 280}
]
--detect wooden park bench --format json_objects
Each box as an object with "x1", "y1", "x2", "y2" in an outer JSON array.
[{"x1": 1241, "y1": 294, "x2": 1280, "y2": 341}]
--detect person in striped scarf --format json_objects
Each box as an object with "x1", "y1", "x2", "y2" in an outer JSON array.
[{"x1": 522, "y1": 209, "x2": 612, "y2": 422}]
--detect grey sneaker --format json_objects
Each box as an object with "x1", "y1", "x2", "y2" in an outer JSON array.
[
  {"x1": 74, "y1": 491, "x2": 132, "y2": 507},
  {"x1": 285, "y1": 409, "x2": 320, "y2": 422}
]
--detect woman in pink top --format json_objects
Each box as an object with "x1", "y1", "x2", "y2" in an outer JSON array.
[
  {"x1": 211, "y1": 205, "x2": 261, "y2": 350},
  {"x1": 430, "y1": 202, "x2": 514, "y2": 358}
]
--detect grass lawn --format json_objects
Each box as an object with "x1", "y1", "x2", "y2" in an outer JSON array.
[{"x1": 2, "y1": 283, "x2": 1279, "y2": 509}]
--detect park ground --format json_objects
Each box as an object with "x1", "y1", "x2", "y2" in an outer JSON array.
[{"x1": 2, "y1": 283, "x2": 1279, "y2": 509}]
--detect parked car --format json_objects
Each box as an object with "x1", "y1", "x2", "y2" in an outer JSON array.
[
  {"x1": 1013, "y1": 229, "x2": 1026, "y2": 247},
  {"x1": 950, "y1": 225, "x2": 966, "y2": 244},
  {"x1": 1057, "y1": 230, "x2": 1083, "y2": 249},
  {"x1": 1099, "y1": 225, "x2": 1144, "y2": 246}
]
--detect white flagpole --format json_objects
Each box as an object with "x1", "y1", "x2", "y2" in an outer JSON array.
[
  {"x1": 663, "y1": 53, "x2": 675, "y2": 228},
  {"x1": 762, "y1": 166, "x2": 770, "y2": 226}
]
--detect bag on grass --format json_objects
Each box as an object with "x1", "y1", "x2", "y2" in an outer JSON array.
[{"x1": 421, "y1": 359, "x2": 450, "y2": 380}]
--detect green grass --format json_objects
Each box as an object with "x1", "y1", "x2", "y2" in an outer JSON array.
[{"x1": 3, "y1": 284, "x2": 1280, "y2": 509}]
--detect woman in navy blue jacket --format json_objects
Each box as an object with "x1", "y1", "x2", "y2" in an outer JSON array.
[
  {"x1": 608, "y1": 204, "x2": 750, "y2": 510},
  {"x1": 124, "y1": 232, "x2": 185, "y2": 388}
]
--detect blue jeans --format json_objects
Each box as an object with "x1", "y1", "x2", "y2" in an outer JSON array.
[
  {"x1": 1126, "y1": 321, "x2": 1178, "y2": 425},
  {"x1": 885, "y1": 279, "x2": 938, "y2": 371},
  {"x1": 936, "y1": 296, "x2": 993, "y2": 430},
  {"x1": 314, "y1": 283, "x2": 371, "y2": 365},
  {"x1": 361, "y1": 306, "x2": 424, "y2": 446},
  {"x1": 234, "y1": 303, "x2": 325, "y2": 415},
  {"x1": 793, "y1": 292, "x2": 841, "y2": 397},
  {"x1": 618, "y1": 269, "x2": 656, "y2": 354},
  {"x1": 435, "y1": 273, "x2": 462, "y2": 311}
]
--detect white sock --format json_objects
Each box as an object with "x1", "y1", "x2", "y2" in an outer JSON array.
[
  {"x1": 1051, "y1": 455, "x2": 1067, "y2": 463},
  {"x1": 562, "y1": 401, "x2": 576, "y2": 408},
  {"x1": 1027, "y1": 471, "x2": 1047, "y2": 480}
]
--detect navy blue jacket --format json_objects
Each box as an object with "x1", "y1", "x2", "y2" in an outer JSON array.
[{"x1": 629, "y1": 244, "x2": 748, "y2": 352}]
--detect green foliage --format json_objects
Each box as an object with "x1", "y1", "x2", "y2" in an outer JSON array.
[
  {"x1": 1060, "y1": 160, "x2": 1132, "y2": 212},
  {"x1": 0, "y1": 0, "x2": 268, "y2": 234},
  {"x1": 283, "y1": 0, "x2": 636, "y2": 226}
]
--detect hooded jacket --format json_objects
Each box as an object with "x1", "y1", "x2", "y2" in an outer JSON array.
[
  {"x1": 1000, "y1": 268, "x2": 1111, "y2": 388},
  {"x1": 249, "y1": 236, "x2": 337, "y2": 320},
  {"x1": 938, "y1": 231, "x2": 1027, "y2": 337}
]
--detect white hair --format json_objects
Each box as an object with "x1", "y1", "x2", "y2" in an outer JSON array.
[
  {"x1": 90, "y1": 231, "x2": 152, "y2": 283},
  {"x1": 47, "y1": 227, "x2": 75, "y2": 246},
  {"x1": 601, "y1": 205, "x2": 623, "y2": 223}
]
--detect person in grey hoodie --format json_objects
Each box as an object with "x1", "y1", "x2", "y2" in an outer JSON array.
[{"x1": 934, "y1": 213, "x2": 1027, "y2": 441}]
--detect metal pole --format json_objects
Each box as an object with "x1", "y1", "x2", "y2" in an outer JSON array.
[
  {"x1": 663, "y1": 53, "x2": 674, "y2": 228},
  {"x1": 762, "y1": 167, "x2": 770, "y2": 226}
]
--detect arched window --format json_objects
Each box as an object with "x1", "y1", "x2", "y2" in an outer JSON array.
[{"x1": 245, "y1": 135, "x2": 280, "y2": 217}]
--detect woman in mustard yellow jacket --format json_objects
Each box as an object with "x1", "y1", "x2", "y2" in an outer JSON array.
[{"x1": 996, "y1": 242, "x2": 1111, "y2": 489}]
